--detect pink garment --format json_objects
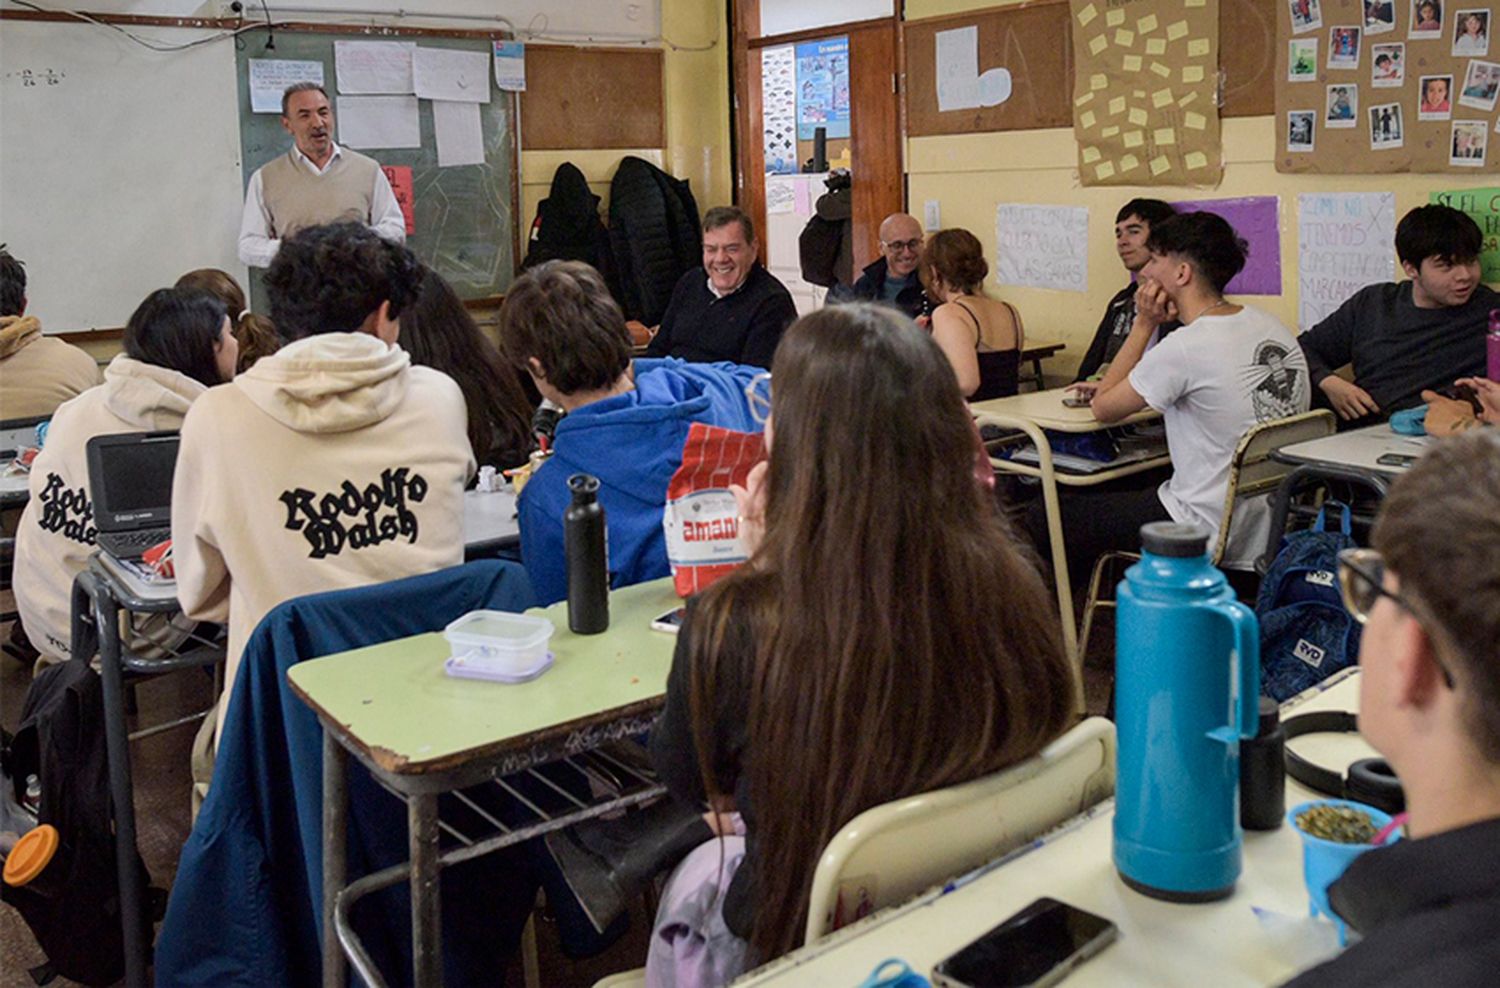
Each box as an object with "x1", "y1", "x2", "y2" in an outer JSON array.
[{"x1": 646, "y1": 833, "x2": 749, "y2": 988}]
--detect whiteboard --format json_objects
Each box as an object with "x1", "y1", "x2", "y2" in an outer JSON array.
[{"x1": 0, "y1": 21, "x2": 246, "y2": 333}]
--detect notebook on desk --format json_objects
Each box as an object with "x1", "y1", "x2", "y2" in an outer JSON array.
[{"x1": 85, "y1": 431, "x2": 179, "y2": 563}]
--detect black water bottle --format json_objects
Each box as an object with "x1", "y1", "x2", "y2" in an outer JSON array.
[
  {"x1": 564, "y1": 473, "x2": 609, "y2": 634},
  {"x1": 1240, "y1": 696, "x2": 1286, "y2": 831}
]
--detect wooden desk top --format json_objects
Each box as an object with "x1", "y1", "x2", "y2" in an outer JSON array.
[
  {"x1": 287, "y1": 578, "x2": 682, "y2": 776},
  {"x1": 1274, "y1": 423, "x2": 1431, "y2": 479},
  {"x1": 970, "y1": 387, "x2": 1160, "y2": 433}
]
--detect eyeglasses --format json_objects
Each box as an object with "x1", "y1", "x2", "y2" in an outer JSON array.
[
  {"x1": 881, "y1": 238, "x2": 923, "y2": 254},
  {"x1": 745, "y1": 371, "x2": 772, "y2": 424},
  {"x1": 1336, "y1": 548, "x2": 1456, "y2": 689}
]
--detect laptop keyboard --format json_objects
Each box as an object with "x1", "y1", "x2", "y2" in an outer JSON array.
[{"x1": 98, "y1": 527, "x2": 171, "y2": 559}]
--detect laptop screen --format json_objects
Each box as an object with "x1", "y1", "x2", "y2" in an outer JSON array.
[{"x1": 87, "y1": 433, "x2": 180, "y2": 529}]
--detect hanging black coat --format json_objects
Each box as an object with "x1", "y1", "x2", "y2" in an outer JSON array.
[
  {"x1": 521, "y1": 162, "x2": 620, "y2": 300},
  {"x1": 607, "y1": 156, "x2": 702, "y2": 326}
]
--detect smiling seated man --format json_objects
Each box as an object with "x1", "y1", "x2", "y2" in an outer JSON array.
[
  {"x1": 1282, "y1": 429, "x2": 1500, "y2": 988},
  {"x1": 645, "y1": 206, "x2": 797, "y2": 369},
  {"x1": 846, "y1": 212, "x2": 928, "y2": 322},
  {"x1": 1074, "y1": 198, "x2": 1179, "y2": 382},
  {"x1": 1298, "y1": 204, "x2": 1495, "y2": 429}
]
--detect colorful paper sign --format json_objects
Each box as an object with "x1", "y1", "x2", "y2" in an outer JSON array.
[
  {"x1": 1429, "y1": 187, "x2": 1500, "y2": 283},
  {"x1": 795, "y1": 37, "x2": 849, "y2": 140},
  {"x1": 382, "y1": 165, "x2": 415, "y2": 234},
  {"x1": 1172, "y1": 196, "x2": 1283, "y2": 295},
  {"x1": 1296, "y1": 192, "x2": 1396, "y2": 331}
]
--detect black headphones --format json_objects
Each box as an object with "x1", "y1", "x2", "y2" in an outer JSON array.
[{"x1": 1282, "y1": 710, "x2": 1405, "y2": 815}]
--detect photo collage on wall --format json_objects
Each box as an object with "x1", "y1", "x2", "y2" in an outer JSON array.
[{"x1": 1279, "y1": 0, "x2": 1497, "y2": 170}]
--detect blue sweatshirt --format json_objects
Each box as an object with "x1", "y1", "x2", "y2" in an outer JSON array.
[{"x1": 518, "y1": 358, "x2": 765, "y2": 604}]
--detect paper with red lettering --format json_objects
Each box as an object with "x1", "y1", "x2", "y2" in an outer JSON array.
[
  {"x1": 382, "y1": 165, "x2": 416, "y2": 234},
  {"x1": 662, "y1": 424, "x2": 766, "y2": 597}
]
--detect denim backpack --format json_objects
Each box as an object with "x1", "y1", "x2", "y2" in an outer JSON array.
[{"x1": 1256, "y1": 502, "x2": 1362, "y2": 700}]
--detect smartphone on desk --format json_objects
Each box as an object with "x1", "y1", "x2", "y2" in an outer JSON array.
[
  {"x1": 1061, "y1": 393, "x2": 1093, "y2": 408},
  {"x1": 1376, "y1": 453, "x2": 1418, "y2": 469},
  {"x1": 931, "y1": 898, "x2": 1117, "y2": 988},
  {"x1": 650, "y1": 606, "x2": 687, "y2": 634}
]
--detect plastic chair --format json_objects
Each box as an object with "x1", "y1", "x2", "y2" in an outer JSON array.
[{"x1": 1077, "y1": 410, "x2": 1336, "y2": 659}]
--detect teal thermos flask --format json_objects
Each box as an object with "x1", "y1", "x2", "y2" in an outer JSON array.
[{"x1": 1112, "y1": 522, "x2": 1260, "y2": 901}]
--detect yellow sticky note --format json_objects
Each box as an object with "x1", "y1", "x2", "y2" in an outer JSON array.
[
  {"x1": 1080, "y1": 110, "x2": 1097, "y2": 129},
  {"x1": 1123, "y1": 130, "x2": 1144, "y2": 148},
  {"x1": 1167, "y1": 20, "x2": 1189, "y2": 41},
  {"x1": 1179, "y1": 92, "x2": 1199, "y2": 107},
  {"x1": 1187, "y1": 38, "x2": 1210, "y2": 57},
  {"x1": 1152, "y1": 88, "x2": 1174, "y2": 108},
  {"x1": 1091, "y1": 73, "x2": 1109, "y2": 90},
  {"x1": 1185, "y1": 111, "x2": 1207, "y2": 130},
  {"x1": 1129, "y1": 107, "x2": 1149, "y2": 125},
  {"x1": 1082, "y1": 146, "x2": 1102, "y2": 163},
  {"x1": 1075, "y1": 92, "x2": 1095, "y2": 107},
  {"x1": 1182, "y1": 65, "x2": 1205, "y2": 84},
  {"x1": 1134, "y1": 89, "x2": 1146, "y2": 98},
  {"x1": 1077, "y1": 2, "x2": 1098, "y2": 26},
  {"x1": 1186, "y1": 0, "x2": 1206, "y2": 6},
  {"x1": 1109, "y1": 96, "x2": 1127, "y2": 115},
  {"x1": 1089, "y1": 34, "x2": 1108, "y2": 56},
  {"x1": 1101, "y1": 125, "x2": 1120, "y2": 137},
  {"x1": 1096, "y1": 161, "x2": 1117, "y2": 180},
  {"x1": 1120, "y1": 153, "x2": 1140, "y2": 171},
  {"x1": 1105, "y1": 8, "x2": 1124, "y2": 26},
  {"x1": 1185, "y1": 151, "x2": 1209, "y2": 169},
  {"x1": 1146, "y1": 38, "x2": 1167, "y2": 55},
  {"x1": 1149, "y1": 155, "x2": 1172, "y2": 176},
  {"x1": 1123, "y1": 54, "x2": 1143, "y2": 72},
  {"x1": 1115, "y1": 29, "x2": 1135, "y2": 46},
  {"x1": 1150, "y1": 62, "x2": 1171, "y2": 78},
  {"x1": 1153, "y1": 127, "x2": 1176, "y2": 146},
  {"x1": 1136, "y1": 14, "x2": 1158, "y2": 34}
]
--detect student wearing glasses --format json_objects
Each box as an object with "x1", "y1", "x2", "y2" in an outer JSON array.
[
  {"x1": 1283, "y1": 429, "x2": 1500, "y2": 987},
  {"x1": 846, "y1": 212, "x2": 928, "y2": 321}
]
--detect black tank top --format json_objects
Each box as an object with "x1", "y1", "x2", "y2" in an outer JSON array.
[{"x1": 955, "y1": 301, "x2": 1020, "y2": 401}]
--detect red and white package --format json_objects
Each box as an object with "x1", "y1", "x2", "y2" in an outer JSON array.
[{"x1": 662, "y1": 424, "x2": 766, "y2": 597}]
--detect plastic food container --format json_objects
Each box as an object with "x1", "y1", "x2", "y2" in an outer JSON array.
[{"x1": 443, "y1": 610, "x2": 555, "y2": 683}]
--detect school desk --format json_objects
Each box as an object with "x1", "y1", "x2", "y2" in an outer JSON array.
[
  {"x1": 740, "y1": 669, "x2": 1374, "y2": 988},
  {"x1": 287, "y1": 577, "x2": 682, "y2": 987},
  {"x1": 461, "y1": 487, "x2": 519, "y2": 558},
  {"x1": 970, "y1": 388, "x2": 1167, "y2": 689},
  {"x1": 1272, "y1": 422, "x2": 1431, "y2": 480},
  {"x1": 1019, "y1": 339, "x2": 1067, "y2": 391}
]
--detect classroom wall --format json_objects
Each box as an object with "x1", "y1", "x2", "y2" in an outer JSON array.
[{"x1": 905, "y1": 0, "x2": 1499, "y2": 379}]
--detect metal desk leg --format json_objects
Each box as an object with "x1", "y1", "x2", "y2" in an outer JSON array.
[
  {"x1": 93, "y1": 585, "x2": 149, "y2": 988},
  {"x1": 409, "y1": 793, "x2": 442, "y2": 986},
  {"x1": 322, "y1": 734, "x2": 348, "y2": 988}
]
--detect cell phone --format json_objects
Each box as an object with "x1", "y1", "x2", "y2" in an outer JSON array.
[
  {"x1": 1376, "y1": 453, "x2": 1418, "y2": 468},
  {"x1": 1061, "y1": 393, "x2": 1093, "y2": 408},
  {"x1": 930, "y1": 898, "x2": 1118, "y2": 988},
  {"x1": 650, "y1": 606, "x2": 686, "y2": 634}
]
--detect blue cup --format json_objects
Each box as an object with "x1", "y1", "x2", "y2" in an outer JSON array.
[{"x1": 1288, "y1": 799, "x2": 1397, "y2": 943}]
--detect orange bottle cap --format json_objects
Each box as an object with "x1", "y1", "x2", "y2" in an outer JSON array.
[{"x1": 3, "y1": 824, "x2": 59, "y2": 887}]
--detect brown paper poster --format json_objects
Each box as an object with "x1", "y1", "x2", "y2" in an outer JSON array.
[
  {"x1": 1069, "y1": 0, "x2": 1223, "y2": 186},
  {"x1": 1275, "y1": 0, "x2": 1498, "y2": 173}
]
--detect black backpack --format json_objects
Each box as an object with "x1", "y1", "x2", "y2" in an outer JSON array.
[{"x1": 2, "y1": 661, "x2": 150, "y2": 986}]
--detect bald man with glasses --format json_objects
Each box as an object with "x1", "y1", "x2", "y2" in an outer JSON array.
[
  {"x1": 847, "y1": 212, "x2": 928, "y2": 322},
  {"x1": 1283, "y1": 428, "x2": 1500, "y2": 988}
]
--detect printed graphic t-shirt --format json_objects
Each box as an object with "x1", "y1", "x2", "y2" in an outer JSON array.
[{"x1": 1129, "y1": 305, "x2": 1310, "y2": 568}]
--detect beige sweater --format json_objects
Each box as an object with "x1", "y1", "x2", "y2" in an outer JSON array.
[
  {"x1": 13, "y1": 356, "x2": 206, "y2": 661},
  {"x1": 171, "y1": 333, "x2": 474, "y2": 736},
  {"x1": 0, "y1": 314, "x2": 102, "y2": 420}
]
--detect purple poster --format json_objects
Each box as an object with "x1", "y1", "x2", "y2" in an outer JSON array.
[{"x1": 1171, "y1": 196, "x2": 1283, "y2": 296}]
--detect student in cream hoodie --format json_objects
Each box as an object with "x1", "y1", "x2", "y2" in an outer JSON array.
[
  {"x1": 14, "y1": 287, "x2": 238, "y2": 667},
  {"x1": 172, "y1": 223, "x2": 473, "y2": 762}
]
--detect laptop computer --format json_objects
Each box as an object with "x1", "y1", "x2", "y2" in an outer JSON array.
[{"x1": 85, "y1": 431, "x2": 179, "y2": 563}]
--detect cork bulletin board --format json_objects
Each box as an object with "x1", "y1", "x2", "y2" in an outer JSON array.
[{"x1": 1275, "y1": 0, "x2": 1499, "y2": 173}]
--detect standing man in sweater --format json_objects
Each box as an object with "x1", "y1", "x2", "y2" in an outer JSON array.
[{"x1": 237, "y1": 82, "x2": 407, "y2": 269}]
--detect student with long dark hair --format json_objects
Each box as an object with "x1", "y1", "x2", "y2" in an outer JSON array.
[
  {"x1": 402, "y1": 267, "x2": 534, "y2": 471},
  {"x1": 645, "y1": 304, "x2": 1077, "y2": 980},
  {"x1": 14, "y1": 287, "x2": 237, "y2": 665}
]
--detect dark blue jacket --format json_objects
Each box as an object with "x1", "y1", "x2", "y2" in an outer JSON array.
[{"x1": 519, "y1": 358, "x2": 765, "y2": 605}]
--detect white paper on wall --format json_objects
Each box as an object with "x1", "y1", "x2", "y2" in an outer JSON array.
[
  {"x1": 995, "y1": 204, "x2": 1090, "y2": 293},
  {"x1": 432, "y1": 99, "x2": 485, "y2": 166},
  {"x1": 248, "y1": 59, "x2": 324, "y2": 114},
  {"x1": 334, "y1": 41, "x2": 415, "y2": 95},
  {"x1": 935, "y1": 25, "x2": 1012, "y2": 111},
  {"x1": 413, "y1": 47, "x2": 491, "y2": 104},
  {"x1": 335, "y1": 96, "x2": 421, "y2": 149},
  {"x1": 1296, "y1": 192, "x2": 1396, "y2": 331}
]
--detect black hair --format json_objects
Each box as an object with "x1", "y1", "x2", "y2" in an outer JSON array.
[
  {"x1": 264, "y1": 222, "x2": 423, "y2": 340},
  {"x1": 0, "y1": 244, "x2": 26, "y2": 317},
  {"x1": 1114, "y1": 199, "x2": 1176, "y2": 227},
  {"x1": 1145, "y1": 212, "x2": 1248, "y2": 294},
  {"x1": 123, "y1": 287, "x2": 229, "y2": 388},
  {"x1": 1394, "y1": 204, "x2": 1481, "y2": 269}
]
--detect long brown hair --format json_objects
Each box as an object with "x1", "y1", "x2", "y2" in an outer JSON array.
[
  {"x1": 686, "y1": 304, "x2": 1075, "y2": 962},
  {"x1": 174, "y1": 268, "x2": 281, "y2": 372}
]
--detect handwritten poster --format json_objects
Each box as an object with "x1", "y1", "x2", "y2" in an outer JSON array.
[
  {"x1": 1296, "y1": 192, "x2": 1396, "y2": 330},
  {"x1": 382, "y1": 165, "x2": 415, "y2": 235},
  {"x1": 248, "y1": 58, "x2": 323, "y2": 114},
  {"x1": 1172, "y1": 196, "x2": 1283, "y2": 295},
  {"x1": 1429, "y1": 187, "x2": 1500, "y2": 282},
  {"x1": 333, "y1": 40, "x2": 414, "y2": 95},
  {"x1": 795, "y1": 37, "x2": 849, "y2": 140},
  {"x1": 995, "y1": 203, "x2": 1090, "y2": 293},
  {"x1": 1068, "y1": 0, "x2": 1222, "y2": 185}
]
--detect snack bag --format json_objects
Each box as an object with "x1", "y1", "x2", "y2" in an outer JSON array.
[{"x1": 662, "y1": 424, "x2": 766, "y2": 597}]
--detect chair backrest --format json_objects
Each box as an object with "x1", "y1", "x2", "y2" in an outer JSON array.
[
  {"x1": 1212, "y1": 410, "x2": 1336, "y2": 565},
  {"x1": 803, "y1": 717, "x2": 1117, "y2": 944}
]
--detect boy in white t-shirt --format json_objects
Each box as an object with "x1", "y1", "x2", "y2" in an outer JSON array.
[{"x1": 1081, "y1": 211, "x2": 1310, "y2": 570}]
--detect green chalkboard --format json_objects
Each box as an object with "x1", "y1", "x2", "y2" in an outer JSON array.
[{"x1": 234, "y1": 30, "x2": 517, "y2": 308}]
